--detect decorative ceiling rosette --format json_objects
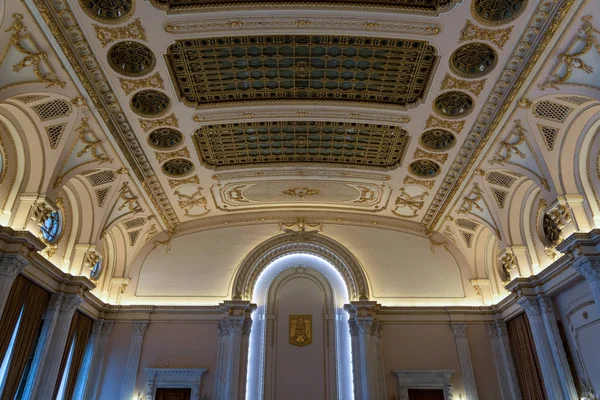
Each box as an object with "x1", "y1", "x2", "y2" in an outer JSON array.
[
  {"x1": 130, "y1": 90, "x2": 171, "y2": 118},
  {"x1": 450, "y1": 42, "x2": 498, "y2": 78},
  {"x1": 107, "y1": 41, "x2": 155, "y2": 77},
  {"x1": 79, "y1": 0, "x2": 134, "y2": 23},
  {"x1": 433, "y1": 91, "x2": 474, "y2": 118},
  {"x1": 419, "y1": 129, "x2": 456, "y2": 151},
  {"x1": 148, "y1": 128, "x2": 184, "y2": 150}
]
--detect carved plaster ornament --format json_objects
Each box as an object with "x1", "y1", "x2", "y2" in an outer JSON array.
[
  {"x1": 117, "y1": 182, "x2": 143, "y2": 214},
  {"x1": 279, "y1": 218, "x2": 322, "y2": 240},
  {"x1": 458, "y1": 183, "x2": 484, "y2": 214},
  {"x1": 459, "y1": 20, "x2": 513, "y2": 50},
  {"x1": 153, "y1": 228, "x2": 176, "y2": 253},
  {"x1": 393, "y1": 188, "x2": 428, "y2": 218},
  {"x1": 174, "y1": 186, "x2": 210, "y2": 217},
  {"x1": 489, "y1": 120, "x2": 526, "y2": 165},
  {"x1": 499, "y1": 252, "x2": 516, "y2": 283},
  {"x1": 425, "y1": 228, "x2": 448, "y2": 253}
]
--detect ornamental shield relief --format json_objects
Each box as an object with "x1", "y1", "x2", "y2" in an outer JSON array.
[{"x1": 289, "y1": 315, "x2": 312, "y2": 347}]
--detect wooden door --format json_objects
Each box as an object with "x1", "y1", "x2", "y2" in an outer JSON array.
[
  {"x1": 408, "y1": 388, "x2": 445, "y2": 400},
  {"x1": 155, "y1": 388, "x2": 191, "y2": 400}
]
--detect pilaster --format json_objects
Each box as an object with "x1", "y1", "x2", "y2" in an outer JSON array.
[
  {"x1": 450, "y1": 323, "x2": 478, "y2": 400},
  {"x1": 213, "y1": 300, "x2": 256, "y2": 400},
  {"x1": 517, "y1": 297, "x2": 564, "y2": 399},
  {"x1": 572, "y1": 258, "x2": 600, "y2": 312},
  {"x1": 82, "y1": 320, "x2": 114, "y2": 400},
  {"x1": 31, "y1": 294, "x2": 83, "y2": 397},
  {"x1": 486, "y1": 322, "x2": 521, "y2": 400},
  {"x1": 344, "y1": 301, "x2": 386, "y2": 400},
  {"x1": 0, "y1": 254, "x2": 28, "y2": 318},
  {"x1": 121, "y1": 321, "x2": 149, "y2": 400}
]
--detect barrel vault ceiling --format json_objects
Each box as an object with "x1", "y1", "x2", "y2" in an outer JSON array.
[{"x1": 26, "y1": 0, "x2": 565, "y2": 233}]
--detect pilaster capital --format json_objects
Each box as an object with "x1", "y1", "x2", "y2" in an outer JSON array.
[
  {"x1": 219, "y1": 300, "x2": 257, "y2": 319},
  {"x1": 60, "y1": 294, "x2": 83, "y2": 314},
  {"x1": 451, "y1": 322, "x2": 468, "y2": 338},
  {"x1": 218, "y1": 317, "x2": 247, "y2": 335},
  {"x1": 538, "y1": 297, "x2": 555, "y2": 314},
  {"x1": 486, "y1": 323, "x2": 499, "y2": 338},
  {"x1": 344, "y1": 300, "x2": 381, "y2": 319},
  {"x1": 132, "y1": 321, "x2": 149, "y2": 336},
  {"x1": 102, "y1": 321, "x2": 115, "y2": 336},
  {"x1": 517, "y1": 296, "x2": 541, "y2": 317},
  {"x1": 0, "y1": 254, "x2": 28, "y2": 278},
  {"x1": 573, "y1": 257, "x2": 600, "y2": 283}
]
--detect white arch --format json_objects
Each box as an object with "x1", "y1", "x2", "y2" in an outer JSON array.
[{"x1": 247, "y1": 253, "x2": 353, "y2": 400}]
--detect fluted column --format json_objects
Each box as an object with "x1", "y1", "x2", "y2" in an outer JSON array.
[
  {"x1": 213, "y1": 300, "x2": 256, "y2": 400},
  {"x1": 538, "y1": 298, "x2": 578, "y2": 399},
  {"x1": 573, "y1": 258, "x2": 600, "y2": 313},
  {"x1": 121, "y1": 321, "x2": 149, "y2": 400},
  {"x1": 31, "y1": 294, "x2": 83, "y2": 396},
  {"x1": 82, "y1": 320, "x2": 114, "y2": 400},
  {"x1": 345, "y1": 301, "x2": 386, "y2": 400},
  {"x1": 517, "y1": 297, "x2": 564, "y2": 399},
  {"x1": 0, "y1": 254, "x2": 27, "y2": 319},
  {"x1": 451, "y1": 323, "x2": 478, "y2": 400},
  {"x1": 487, "y1": 322, "x2": 521, "y2": 400}
]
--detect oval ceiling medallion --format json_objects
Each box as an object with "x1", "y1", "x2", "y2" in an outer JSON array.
[
  {"x1": 450, "y1": 42, "x2": 498, "y2": 78},
  {"x1": 130, "y1": 90, "x2": 171, "y2": 117},
  {"x1": 420, "y1": 129, "x2": 457, "y2": 151},
  {"x1": 542, "y1": 213, "x2": 561, "y2": 246},
  {"x1": 472, "y1": 0, "x2": 527, "y2": 25},
  {"x1": 433, "y1": 91, "x2": 474, "y2": 118},
  {"x1": 162, "y1": 158, "x2": 194, "y2": 177},
  {"x1": 79, "y1": 0, "x2": 134, "y2": 23},
  {"x1": 409, "y1": 159, "x2": 441, "y2": 178},
  {"x1": 148, "y1": 128, "x2": 183, "y2": 149},
  {"x1": 107, "y1": 41, "x2": 155, "y2": 77}
]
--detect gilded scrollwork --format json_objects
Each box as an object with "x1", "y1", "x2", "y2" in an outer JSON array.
[
  {"x1": 459, "y1": 20, "x2": 513, "y2": 50},
  {"x1": 540, "y1": 16, "x2": 599, "y2": 90},
  {"x1": 282, "y1": 187, "x2": 320, "y2": 198},
  {"x1": 425, "y1": 115, "x2": 465, "y2": 134},
  {"x1": 440, "y1": 74, "x2": 486, "y2": 96},
  {"x1": 117, "y1": 182, "x2": 143, "y2": 214},
  {"x1": 4, "y1": 14, "x2": 66, "y2": 88},
  {"x1": 168, "y1": 175, "x2": 200, "y2": 189},
  {"x1": 94, "y1": 18, "x2": 146, "y2": 48},
  {"x1": 155, "y1": 147, "x2": 190, "y2": 164},
  {"x1": 458, "y1": 183, "x2": 484, "y2": 214},
  {"x1": 75, "y1": 118, "x2": 113, "y2": 164},
  {"x1": 120, "y1": 72, "x2": 164, "y2": 95},
  {"x1": 489, "y1": 120, "x2": 526, "y2": 165},
  {"x1": 139, "y1": 114, "x2": 179, "y2": 132},
  {"x1": 392, "y1": 188, "x2": 427, "y2": 218},
  {"x1": 174, "y1": 186, "x2": 209, "y2": 217},
  {"x1": 403, "y1": 176, "x2": 435, "y2": 190},
  {"x1": 413, "y1": 148, "x2": 448, "y2": 164}
]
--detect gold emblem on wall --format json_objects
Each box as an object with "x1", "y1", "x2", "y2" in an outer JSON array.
[{"x1": 289, "y1": 315, "x2": 312, "y2": 347}]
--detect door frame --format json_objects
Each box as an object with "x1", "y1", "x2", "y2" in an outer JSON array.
[
  {"x1": 144, "y1": 368, "x2": 208, "y2": 400},
  {"x1": 392, "y1": 370, "x2": 454, "y2": 400}
]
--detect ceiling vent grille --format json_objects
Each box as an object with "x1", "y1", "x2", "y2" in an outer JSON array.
[
  {"x1": 45, "y1": 123, "x2": 67, "y2": 149},
  {"x1": 122, "y1": 217, "x2": 146, "y2": 230},
  {"x1": 455, "y1": 218, "x2": 480, "y2": 231},
  {"x1": 491, "y1": 188, "x2": 507, "y2": 208},
  {"x1": 95, "y1": 188, "x2": 110, "y2": 207},
  {"x1": 460, "y1": 231, "x2": 474, "y2": 248},
  {"x1": 32, "y1": 100, "x2": 72, "y2": 121},
  {"x1": 486, "y1": 171, "x2": 517, "y2": 188},
  {"x1": 128, "y1": 229, "x2": 141, "y2": 246},
  {"x1": 86, "y1": 170, "x2": 117, "y2": 187},
  {"x1": 557, "y1": 96, "x2": 591, "y2": 105},
  {"x1": 533, "y1": 101, "x2": 572, "y2": 123},
  {"x1": 538, "y1": 125, "x2": 558, "y2": 151},
  {"x1": 13, "y1": 94, "x2": 48, "y2": 103}
]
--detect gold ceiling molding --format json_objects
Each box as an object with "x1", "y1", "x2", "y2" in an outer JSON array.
[
  {"x1": 440, "y1": 74, "x2": 486, "y2": 96},
  {"x1": 33, "y1": 0, "x2": 179, "y2": 228},
  {"x1": 212, "y1": 168, "x2": 391, "y2": 182},
  {"x1": 282, "y1": 187, "x2": 320, "y2": 198},
  {"x1": 539, "y1": 15, "x2": 599, "y2": 91},
  {"x1": 119, "y1": 73, "x2": 164, "y2": 96},
  {"x1": 93, "y1": 18, "x2": 146, "y2": 48},
  {"x1": 155, "y1": 147, "x2": 190, "y2": 164},
  {"x1": 174, "y1": 186, "x2": 209, "y2": 217},
  {"x1": 392, "y1": 188, "x2": 427, "y2": 218},
  {"x1": 193, "y1": 110, "x2": 410, "y2": 125},
  {"x1": 168, "y1": 175, "x2": 200, "y2": 189},
  {"x1": 459, "y1": 20, "x2": 513, "y2": 50},
  {"x1": 164, "y1": 17, "x2": 441, "y2": 36},
  {"x1": 422, "y1": 0, "x2": 575, "y2": 228},
  {"x1": 425, "y1": 115, "x2": 465, "y2": 134},
  {"x1": 403, "y1": 176, "x2": 435, "y2": 190},
  {"x1": 139, "y1": 114, "x2": 179, "y2": 133},
  {"x1": 2, "y1": 14, "x2": 66, "y2": 89},
  {"x1": 413, "y1": 148, "x2": 448, "y2": 164},
  {"x1": 152, "y1": 0, "x2": 458, "y2": 14}
]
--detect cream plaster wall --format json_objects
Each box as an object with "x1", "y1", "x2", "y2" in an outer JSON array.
[
  {"x1": 134, "y1": 321, "x2": 218, "y2": 397},
  {"x1": 98, "y1": 322, "x2": 132, "y2": 400},
  {"x1": 381, "y1": 323, "x2": 502, "y2": 399}
]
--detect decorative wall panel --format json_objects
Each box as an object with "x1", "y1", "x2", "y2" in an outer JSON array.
[{"x1": 166, "y1": 35, "x2": 438, "y2": 108}]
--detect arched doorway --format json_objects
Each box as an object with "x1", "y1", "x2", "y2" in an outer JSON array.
[{"x1": 245, "y1": 253, "x2": 354, "y2": 400}]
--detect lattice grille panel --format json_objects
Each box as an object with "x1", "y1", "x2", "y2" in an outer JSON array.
[
  {"x1": 533, "y1": 101, "x2": 572, "y2": 123},
  {"x1": 460, "y1": 231, "x2": 474, "y2": 248},
  {"x1": 455, "y1": 218, "x2": 479, "y2": 231},
  {"x1": 538, "y1": 125, "x2": 558, "y2": 151},
  {"x1": 122, "y1": 217, "x2": 147, "y2": 230},
  {"x1": 13, "y1": 95, "x2": 48, "y2": 103},
  {"x1": 166, "y1": 35, "x2": 438, "y2": 108},
  {"x1": 86, "y1": 170, "x2": 117, "y2": 186},
  {"x1": 96, "y1": 188, "x2": 110, "y2": 207},
  {"x1": 128, "y1": 229, "x2": 141, "y2": 246},
  {"x1": 45, "y1": 124, "x2": 67, "y2": 149},
  {"x1": 486, "y1": 171, "x2": 517, "y2": 188},
  {"x1": 193, "y1": 121, "x2": 409, "y2": 168},
  {"x1": 491, "y1": 188, "x2": 507, "y2": 208},
  {"x1": 32, "y1": 100, "x2": 72, "y2": 121},
  {"x1": 557, "y1": 96, "x2": 591, "y2": 105}
]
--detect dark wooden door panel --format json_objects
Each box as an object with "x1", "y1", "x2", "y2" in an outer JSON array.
[
  {"x1": 408, "y1": 388, "x2": 445, "y2": 400},
  {"x1": 155, "y1": 388, "x2": 191, "y2": 400}
]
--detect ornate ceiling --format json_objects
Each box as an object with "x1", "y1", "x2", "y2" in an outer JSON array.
[{"x1": 13, "y1": 0, "x2": 579, "y2": 234}]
